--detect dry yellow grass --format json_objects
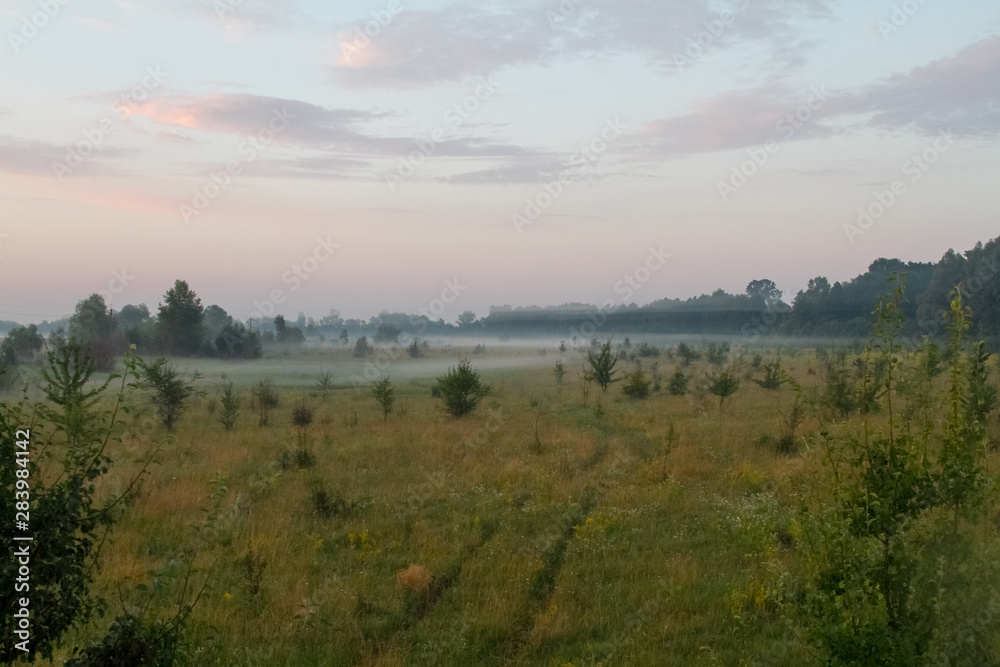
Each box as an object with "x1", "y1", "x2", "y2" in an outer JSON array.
[
  {"x1": 396, "y1": 564, "x2": 433, "y2": 597},
  {"x1": 20, "y1": 342, "x2": 1000, "y2": 665}
]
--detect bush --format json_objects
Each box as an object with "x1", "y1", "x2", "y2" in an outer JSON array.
[
  {"x1": 754, "y1": 360, "x2": 784, "y2": 390},
  {"x1": 799, "y1": 283, "x2": 1000, "y2": 663},
  {"x1": 65, "y1": 614, "x2": 185, "y2": 667},
  {"x1": 315, "y1": 371, "x2": 334, "y2": 401},
  {"x1": 136, "y1": 358, "x2": 202, "y2": 431},
  {"x1": 279, "y1": 444, "x2": 316, "y2": 470},
  {"x1": 0, "y1": 363, "x2": 21, "y2": 393},
  {"x1": 634, "y1": 342, "x2": 660, "y2": 358},
  {"x1": 310, "y1": 486, "x2": 348, "y2": 519},
  {"x1": 705, "y1": 342, "x2": 730, "y2": 366},
  {"x1": 215, "y1": 322, "x2": 262, "y2": 359},
  {"x1": 1, "y1": 341, "x2": 152, "y2": 663},
  {"x1": 292, "y1": 403, "x2": 313, "y2": 427},
  {"x1": 586, "y1": 340, "x2": 619, "y2": 393},
  {"x1": 821, "y1": 352, "x2": 860, "y2": 418},
  {"x1": 0, "y1": 324, "x2": 44, "y2": 366},
  {"x1": 371, "y1": 377, "x2": 395, "y2": 422},
  {"x1": 622, "y1": 370, "x2": 651, "y2": 400},
  {"x1": 676, "y1": 342, "x2": 700, "y2": 366},
  {"x1": 217, "y1": 378, "x2": 240, "y2": 431},
  {"x1": 436, "y1": 359, "x2": 492, "y2": 418},
  {"x1": 706, "y1": 368, "x2": 740, "y2": 409},
  {"x1": 353, "y1": 336, "x2": 373, "y2": 358},
  {"x1": 667, "y1": 370, "x2": 689, "y2": 396},
  {"x1": 251, "y1": 379, "x2": 279, "y2": 427}
]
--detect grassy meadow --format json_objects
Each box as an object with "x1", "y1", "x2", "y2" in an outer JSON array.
[{"x1": 17, "y1": 339, "x2": 1000, "y2": 666}]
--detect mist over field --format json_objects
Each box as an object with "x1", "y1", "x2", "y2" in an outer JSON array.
[{"x1": 2, "y1": 1, "x2": 1000, "y2": 665}]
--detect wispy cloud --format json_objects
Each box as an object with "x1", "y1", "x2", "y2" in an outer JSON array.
[
  {"x1": 122, "y1": 92, "x2": 552, "y2": 182},
  {"x1": 330, "y1": 3, "x2": 558, "y2": 90},
  {"x1": 620, "y1": 34, "x2": 1000, "y2": 160},
  {"x1": 834, "y1": 35, "x2": 1000, "y2": 137},
  {"x1": 0, "y1": 135, "x2": 132, "y2": 178},
  {"x1": 328, "y1": 0, "x2": 837, "y2": 89},
  {"x1": 626, "y1": 83, "x2": 834, "y2": 157}
]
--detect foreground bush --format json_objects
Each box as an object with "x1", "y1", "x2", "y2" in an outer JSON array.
[
  {"x1": 797, "y1": 281, "x2": 1000, "y2": 664},
  {"x1": 436, "y1": 359, "x2": 491, "y2": 418}
]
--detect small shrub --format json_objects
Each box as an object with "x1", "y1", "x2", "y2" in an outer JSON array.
[
  {"x1": 705, "y1": 342, "x2": 731, "y2": 366},
  {"x1": 217, "y1": 378, "x2": 240, "y2": 431},
  {"x1": 586, "y1": 340, "x2": 619, "y2": 393},
  {"x1": 315, "y1": 371, "x2": 334, "y2": 400},
  {"x1": 251, "y1": 379, "x2": 279, "y2": 427},
  {"x1": 353, "y1": 336, "x2": 373, "y2": 358},
  {"x1": 754, "y1": 360, "x2": 784, "y2": 390},
  {"x1": 707, "y1": 368, "x2": 740, "y2": 410},
  {"x1": 292, "y1": 403, "x2": 313, "y2": 428},
  {"x1": 240, "y1": 551, "x2": 267, "y2": 598},
  {"x1": 294, "y1": 445, "x2": 316, "y2": 469},
  {"x1": 821, "y1": 355, "x2": 859, "y2": 418},
  {"x1": 137, "y1": 358, "x2": 202, "y2": 431},
  {"x1": 667, "y1": 370, "x2": 689, "y2": 396},
  {"x1": 310, "y1": 487, "x2": 348, "y2": 519},
  {"x1": 436, "y1": 359, "x2": 492, "y2": 418},
  {"x1": 371, "y1": 377, "x2": 395, "y2": 422},
  {"x1": 635, "y1": 342, "x2": 660, "y2": 358},
  {"x1": 279, "y1": 443, "x2": 316, "y2": 470},
  {"x1": 553, "y1": 361, "x2": 566, "y2": 384},
  {"x1": 622, "y1": 370, "x2": 651, "y2": 400},
  {"x1": 676, "y1": 342, "x2": 700, "y2": 366}
]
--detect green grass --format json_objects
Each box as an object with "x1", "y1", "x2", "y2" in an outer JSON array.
[{"x1": 16, "y1": 343, "x2": 1000, "y2": 665}]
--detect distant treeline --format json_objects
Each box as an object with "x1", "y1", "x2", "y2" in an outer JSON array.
[
  {"x1": 0, "y1": 279, "x2": 470, "y2": 372},
  {"x1": 477, "y1": 237, "x2": 999, "y2": 344},
  {"x1": 1, "y1": 237, "x2": 997, "y2": 370}
]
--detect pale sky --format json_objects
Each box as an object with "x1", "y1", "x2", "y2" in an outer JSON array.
[{"x1": 1, "y1": 0, "x2": 998, "y2": 323}]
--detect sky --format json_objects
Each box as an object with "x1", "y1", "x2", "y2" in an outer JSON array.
[{"x1": 0, "y1": 0, "x2": 998, "y2": 324}]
